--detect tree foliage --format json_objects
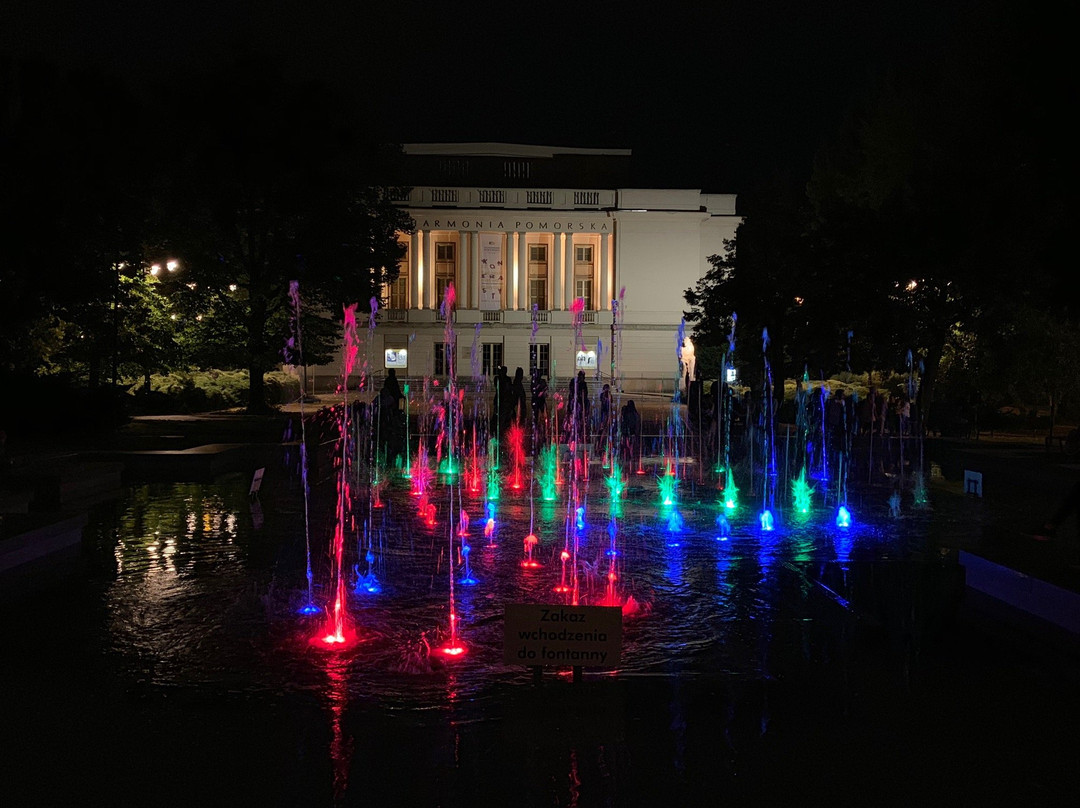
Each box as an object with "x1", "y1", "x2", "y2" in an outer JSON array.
[
  {"x1": 686, "y1": 2, "x2": 1077, "y2": 433},
  {"x1": 158, "y1": 58, "x2": 412, "y2": 411}
]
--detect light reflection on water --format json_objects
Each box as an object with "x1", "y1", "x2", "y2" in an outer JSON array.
[{"x1": 81, "y1": 467, "x2": 941, "y2": 707}]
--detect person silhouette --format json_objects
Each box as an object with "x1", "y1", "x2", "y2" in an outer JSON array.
[
  {"x1": 595, "y1": 383, "x2": 612, "y2": 455},
  {"x1": 620, "y1": 398, "x2": 641, "y2": 466},
  {"x1": 510, "y1": 367, "x2": 528, "y2": 426},
  {"x1": 530, "y1": 370, "x2": 549, "y2": 452},
  {"x1": 567, "y1": 370, "x2": 590, "y2": 443},
  {"x1": 492, "y1": 365, "x2": 513, "y2": 439}
]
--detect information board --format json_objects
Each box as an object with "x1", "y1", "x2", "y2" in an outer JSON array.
[{"x1": 503, "y1": 604, "x2": 621, "y2": 667}]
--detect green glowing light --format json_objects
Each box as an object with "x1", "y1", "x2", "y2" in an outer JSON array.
[
  {"x1": 658, "y1": 473, "x2": 678, "y2": 508},
  {"x1": 538, "y1": 444, "x2": 559, "y2": 502},
  {"x1": 605, "y1": 465, "x2": 625, "y2": 517},
  {"x1": 722, "y1": 476, "x2": 739, "y2": 512},
  {"x1": 791, "y1": 467, "x2": 813, "y2": 514}
]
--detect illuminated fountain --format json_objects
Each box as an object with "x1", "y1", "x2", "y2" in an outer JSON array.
[
  {"x1": 311, "y1": 303, "x2": 362, "y2": 650},
  {"x1": 285, "y1": 294, "x2": 936, "y2": 668},
  {"x1": 436, "y1": 284, "x2": 467, "y2": 659},
  {"x1": 285, "y1": 281, "x2": 320, "y2": 616}
]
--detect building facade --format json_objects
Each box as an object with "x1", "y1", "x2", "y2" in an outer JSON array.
[{"x1": 321, "y1": 143, "x2": 738, "y2": 394}]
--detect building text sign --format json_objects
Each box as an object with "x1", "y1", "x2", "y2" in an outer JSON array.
[
  {"x1": 479, "y1": 235, "x2": 503, "y2": 310},
  {"x1": 416, "y1": 217, "x2": 609, "y2": 233},
  {"x1": 503, "y1": 604, "x2": 621, "y2": 667}
]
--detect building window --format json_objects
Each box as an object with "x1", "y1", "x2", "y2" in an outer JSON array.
[
  {"x1": 528, "y1": 243, "x2": 548, "y2": 310},
  {"x1": 482, "y1": 342, "x2": 504, "y2": 376},
  {"x1": 386, "y1": 242, "x2": 409, "y2": 308},
  {"x1": 387, "y1": 275, "x2": 408, "y2": 309},
  {"x1": 434, "y1": 342, "x2": 447, "y2": 376},
  {"x1": 529, "y1": 343, "x2": 550, "y2": 377},
  {"x1": 435, "y1": 241, "x2": 456, "y2": 305},
  {"x1": 574, "y1": 244, "x2": 594, "y2": 310},
  {"x1": 575, "y1": 278, "x2": 593, "y2": 311},
  {"x1": 438, "y1": 158, "x2": 470, "y2": 179},
  {"x1": 504, "y1": 160, "x2": 531, "y2": 179}
]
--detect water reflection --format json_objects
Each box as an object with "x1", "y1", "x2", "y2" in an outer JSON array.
[{"x1": 66, "y1": 463, "x2": 962, "y2": 804}]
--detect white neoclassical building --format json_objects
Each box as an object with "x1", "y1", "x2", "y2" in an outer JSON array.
[{"x1": 328, "y1": 143, "x2": 738, "y2": 394}]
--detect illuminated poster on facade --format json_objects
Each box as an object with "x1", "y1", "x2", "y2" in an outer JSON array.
[
  {"x1": 480, "y1": 235, "x2": 503, "y2": 310},
  {"x1": 576, "y1": 350, "x2": 598, "y2": 370}
]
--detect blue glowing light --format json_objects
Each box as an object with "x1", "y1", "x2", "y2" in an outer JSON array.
[
  {"x1": 715, "y1": 513, "x2": 731, "y2": 539},
  {"x1": 759, "y1": 509, "x2": 775, "y2": 531},
  {"x1": 835, "y1": 505, "x2": 852, "y2": 528},
  {"x1": 667, "y1": 510, "x2": 684, "y2": 532},
  {"x1": 353, "y1": 574, "x2": 382, "y2": 595}
]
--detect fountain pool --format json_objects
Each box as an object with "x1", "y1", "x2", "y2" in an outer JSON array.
[{"x1": 1, "y1": 447, "x2": 985, "y2": 807}]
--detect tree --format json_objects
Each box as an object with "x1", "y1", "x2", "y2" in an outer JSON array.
[
  {"x1": 160, "y1": 58, "x2": 411, "y2": 412},
  {"x1": 976, "y1": 306, "x2": 1080, "y2": 437},
  {"x1": 684, "y1": 177, "x2": 823, "y2": 394},
  {"x1": 803, "y1": 1, "x2": 1076, "y2": 431}
]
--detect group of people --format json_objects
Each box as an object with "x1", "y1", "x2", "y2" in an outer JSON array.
[{"x1": 486, "y1": 367, "x2": 640, "y2": 463}]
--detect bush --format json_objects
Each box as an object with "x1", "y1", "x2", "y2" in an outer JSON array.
[{"x1": 129, "y1": 370, "x2": 301, "y2": 413}]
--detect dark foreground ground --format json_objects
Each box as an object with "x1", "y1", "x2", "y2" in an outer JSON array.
[{"x1": 2, "y1": 402, "x2": 1079, "y2": 807}]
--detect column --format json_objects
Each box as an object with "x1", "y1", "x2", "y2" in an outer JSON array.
[
  {"x1": 553, "y1": 232, "x2": 564, "y2": 311},
  {"x1": 424, "y1": 230, "x2": 436, "y2": 310},
  {"x1": 517, "y1": 232, "x2": 529, "y2": 311},
  {"x1": 505, "y1": 232, "x2": 515, "y2": 310},
  {"x1": 564, "y1": 235, "x2": 574, "y2": 310},
  {"x1": 457, "y1": 231, "x2": 469, "y2": 308},
  {"x1": 412, "y1": 230, "x2": 423, "y2": 309},
  {"x1": 600, "y1": 232, "x2": 611, "y2": 311},
  {"x1": 469, "y1": 231, "x2": 480, "y2": 310}
]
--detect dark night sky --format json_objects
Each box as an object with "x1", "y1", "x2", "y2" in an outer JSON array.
[{"x1": 0, "y1": 0, "x2": 1058, "y2": 193}]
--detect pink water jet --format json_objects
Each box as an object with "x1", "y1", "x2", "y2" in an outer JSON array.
[{"x1": 312, "y1": 303, "x2": 360, "y2": 650}]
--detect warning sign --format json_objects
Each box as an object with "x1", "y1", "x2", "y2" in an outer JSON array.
[{"x1": 503, "y1": 604, "x2": 622, "y2": 667}]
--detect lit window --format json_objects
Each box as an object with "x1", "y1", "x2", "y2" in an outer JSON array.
[
  {"x1": 529, "y1": 343, "x2": 550, "y2": 376},
  {"x1": 435, "y1": 242, "x2": 456, "y2": 303},
  {"x1": 574, "y1": 244, "x2": 594, "y2": 309},
  {"x1": 528, "y1": 243, "x2": 548, "y2": 310},
  {"x1": 482, "y1": 342, "x2": 504, "y2": 376}
]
